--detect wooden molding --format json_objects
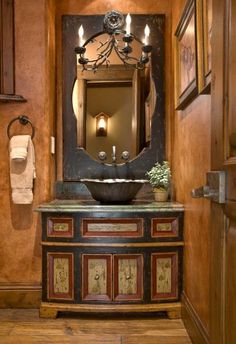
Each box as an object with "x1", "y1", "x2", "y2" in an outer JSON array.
[
  {"x1": 0, "y1": 284, "x2": 41, "y2": 308},
  {"x1": 0, "y1": 94, "x2": 27, "y2": 102},
  {"x1": 41, "y1": 241, "x2": 184, "y2": 247},
  {"x1": 40, "y1": 301, "x2": 181, "y2": 319},
  {"x1": 182, "y1": 292, "x2": 209, "y2": 344}
]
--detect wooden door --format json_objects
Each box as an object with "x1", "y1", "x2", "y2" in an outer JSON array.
[{"x1": 210, "y1": 0, "x2": 236, "y2": 342}]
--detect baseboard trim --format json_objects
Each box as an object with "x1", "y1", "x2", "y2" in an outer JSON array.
[
  {"x1": 0, "y1": 283, "x2": 41, "y2": 308},
  {"x1": 182, "y1": 292, "x2": 209, "y2": 344}
]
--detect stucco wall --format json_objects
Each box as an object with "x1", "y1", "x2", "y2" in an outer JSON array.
[{"x1": 0, "y1": 0, "x2": 55, "y2": 286}]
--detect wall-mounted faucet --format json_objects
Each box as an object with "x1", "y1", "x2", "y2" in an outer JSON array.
[
  {"x1": 99, "y1": 147, "x2": 130, "y2": 164},
  {"x1": 112, "y1": 145, "x2": 116, "y2": 163}
]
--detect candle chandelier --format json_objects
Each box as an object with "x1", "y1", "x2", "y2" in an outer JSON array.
[{"x1": 75, "y1": 10, "x2": 152, "y2": 71}]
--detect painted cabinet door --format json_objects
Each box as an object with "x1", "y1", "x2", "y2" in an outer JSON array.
[
  {"x1": 151, "y1": 252, "x2": 178, "y2": 301},
  {"x1": 47, "y1": 252, "x2": 74, "y2": 301},
  {"x1": 113, "y1": 254, "x2": 143, "y2": 301},
  {"x1": 211, "y1": 0, "x2": 236, "y2": 341},
  {"x1": 82, "y1": 253, "x2": 143, "y2": 302},
  {"x1": 82, "y1": 254, "x2": 112, "y2": 301}
]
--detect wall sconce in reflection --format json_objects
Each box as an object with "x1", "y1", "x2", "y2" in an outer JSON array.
[{"x1": 95, "y1": 112, "x2": 110, "y2": 136}]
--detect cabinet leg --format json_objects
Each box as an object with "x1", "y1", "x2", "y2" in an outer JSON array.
[
  {"x1": 40, "y1": 306, "x2": 58, "y2": 319},
  {"x1": 167, "y1": 309, "x2": 181, "y2": 319}
]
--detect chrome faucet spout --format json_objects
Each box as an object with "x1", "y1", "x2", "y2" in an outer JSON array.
[{"x1": 112, "y1": 145, "x2": 116, "y2": 163}]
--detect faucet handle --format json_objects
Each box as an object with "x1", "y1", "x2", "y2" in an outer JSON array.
[
  {"x1": 98, "y1": 151, "x2": 107, "y2": 161},
  {"x1": 121, "y1": 151, "x2": 130, "y2": 161}
]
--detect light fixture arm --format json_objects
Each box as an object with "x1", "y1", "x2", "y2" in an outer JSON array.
[{"x1": 75, "y1": 10, "x2": 152, "y2": 71}]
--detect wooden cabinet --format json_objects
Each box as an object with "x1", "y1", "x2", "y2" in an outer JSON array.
[{"x1": 37, "y1": 201, "x2": 184, "y2": 319}]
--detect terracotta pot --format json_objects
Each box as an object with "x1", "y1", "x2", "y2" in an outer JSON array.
[{"x1": 153, "y1": 188, "x2": 168, "y2": 202}]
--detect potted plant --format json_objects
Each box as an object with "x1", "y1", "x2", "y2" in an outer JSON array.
[{"x1": 146, "y1": 161, "x2": 171, "y2": 202}]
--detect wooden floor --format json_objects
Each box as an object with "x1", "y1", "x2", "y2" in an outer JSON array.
[{"x1": 0, "y1": 309, "x2": 192, "y2": 344}]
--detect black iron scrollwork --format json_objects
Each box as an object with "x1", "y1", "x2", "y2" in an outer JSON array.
[
  {"x1": 103, "y1": 10, "x2": 125, "y2": 32},
  {"x1": 7, "y1": 115, "x2": 35, "y2": 139}
]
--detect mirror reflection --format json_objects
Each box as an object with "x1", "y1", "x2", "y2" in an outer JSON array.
[
  {"x1": 72, "y1": 33, "x2": 156, "y2": 164},
  {"x1": 86, "y1": 81, "x2": 133, "y2": 164}
]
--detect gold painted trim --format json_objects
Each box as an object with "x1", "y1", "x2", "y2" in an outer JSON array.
[
  {"x1": 42, "y1": 241, "x2": 184, "y2": 247},
  {"x1": 40, "y1": 301, "x2": 181, "y2": 313},
  {"x1": 47, "y1": 252, "x2": 74, "y2": 301}
]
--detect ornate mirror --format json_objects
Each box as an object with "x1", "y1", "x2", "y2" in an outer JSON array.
[{"x1": 62, "y1": 14, "x2": 165, "y2": 180}]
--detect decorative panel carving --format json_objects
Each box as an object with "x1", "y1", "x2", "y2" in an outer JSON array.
[
  {"x1": 47, "y1": 217, "x2": 74, "y2": 238},
  {"x1": 113, "y1": 254, "x2": 143, "y2": 301},
  {"x1": 82, "y1": 218, "x2": 143, "y2": 237},
  {"x1": 47, "y1": 252, "x2": 74, "y2": 300},
  {"x1": 151, "y1": 252, "x2": 178, "y2": 301},
  {"x1": 151, "y1": 218, "x2": 179, "y2": 238},
  {"x1": 82, "y1": 254, "x2": 112, "y2": 301},
  {"x1": 156, "y1": 257, "x2": 172, "y2": 293}
]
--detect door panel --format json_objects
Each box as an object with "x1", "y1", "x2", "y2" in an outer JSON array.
[
  {"x1": 225, "y1": 217, "x2": 236, "y2": 343},
  {"x1": 227, "y1": 0, "x2": 236, "y2": 160},
  {"x1": 211, "y1": 0, "x2": 236, "y2": 342}
]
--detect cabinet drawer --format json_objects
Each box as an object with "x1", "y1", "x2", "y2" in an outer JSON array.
[
  {"x1": 47, "y1": 217, "x2": 74, "y2": 238},
  {"x1": 47, "y1": 252, "x2": 74, "y2": 301},
  {"x1": 151, "y1": 218, "x2": 179, "y2": 238},
  {"x1": 82, "y1": 254, "x2": 112, "y2": 301},
  {"x1": 113, "y1": 254, "x2": 143, "y2": 301},
  {"x1": 82, "y1": 218, "x2": 143, "y2": 238},
  {"x1": 151, "y1": 252, "x2": 178, "y2": 301}
]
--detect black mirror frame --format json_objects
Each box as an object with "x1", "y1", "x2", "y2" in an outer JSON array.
[{"x1": 62, "y1": 14, "x2": 165, "y2": 181}]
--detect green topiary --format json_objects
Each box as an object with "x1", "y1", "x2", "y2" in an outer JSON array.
[{"x1": 146, "y1": 161, "x2": 171, "y2": 190}]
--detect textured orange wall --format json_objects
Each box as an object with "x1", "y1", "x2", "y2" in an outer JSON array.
[
  {"x1": 0, "y1": 0, "x2": 55, "y2": 285},
  {"x1": 171, "y1": 0, "x2": 211, "y2": 333}
]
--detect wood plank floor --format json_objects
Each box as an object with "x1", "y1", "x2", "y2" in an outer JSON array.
[{"x1": 0, "y1": 309, "x2": 192, "y2": 344}]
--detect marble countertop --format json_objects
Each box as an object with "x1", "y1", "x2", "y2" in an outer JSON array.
[{"x1": 36, "y1": 199, "x2": 184, "y2": 213}]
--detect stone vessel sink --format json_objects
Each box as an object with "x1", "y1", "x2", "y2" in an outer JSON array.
[{"x1": 80, "y1": 178, "x2": 148, "y2": 203}]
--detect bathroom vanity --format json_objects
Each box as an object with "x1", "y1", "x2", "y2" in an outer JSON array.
[
  {"x1": 37, "y1": 201, "x2": 184, "y2": 319},
  {"x1": 38, "y1": 12, "x2": 185, "y2": 319}
]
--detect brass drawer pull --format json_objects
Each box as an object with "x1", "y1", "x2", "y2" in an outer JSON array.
[
  {"x1": 94, "y1": 274, "x2": 100, "y2": 280},
  {"x1": 126, "y1": 274, "x2": 131, "y2": 280}
]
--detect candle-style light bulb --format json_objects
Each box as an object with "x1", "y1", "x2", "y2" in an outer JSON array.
[
  {"x1": 125, "y1": 13, "x2": 131, "y2": 35},
  {"x1": 98, "y1": 116, "x2": 106, "y2": 130},
  {"x1": 144, "y1": 24, "x2": 150, "y2": 45},
  {"x1": 78, "y1": 25, "x2": 84, "y2": 47}
]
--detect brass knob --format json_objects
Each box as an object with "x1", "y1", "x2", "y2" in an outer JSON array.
[
  {"x1": 95, "y1": 274, "x2": 100, "y2": 280},
  {"x1": 126, "y1": 274, "x2": 131, "y2": 280}
]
